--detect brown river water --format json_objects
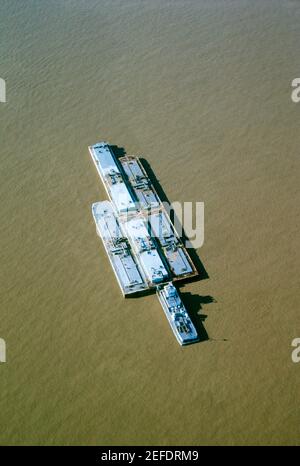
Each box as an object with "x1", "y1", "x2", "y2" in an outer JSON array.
[{"x1": 0, "y1": 0, "x2": 300, "y2": 445}]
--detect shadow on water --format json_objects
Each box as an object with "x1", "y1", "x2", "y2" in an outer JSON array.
[
  {"x1": 139, "y1": 158, "x2": 209, "y2": 282},
  {"x1": 110, "y1": 145, "x2": 217, "y2": 343},
  {"x1": 110, "y1": 145, "x2": 127, "y2": 158}
]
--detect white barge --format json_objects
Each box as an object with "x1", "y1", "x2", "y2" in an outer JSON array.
[
  {"x1": 92, "y1": 201, "x2": 148, "y2": 295},
  {"x1": 89, "y1": 141, "x2": 200, "y2": 345},
  {"x1": 89, "y1": 142, "x2": 136, "y2": 213}
]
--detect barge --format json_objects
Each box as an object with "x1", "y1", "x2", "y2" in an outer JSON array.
[
  {"x1": 89, "y1": 141, "x2": 200, "y2": 345},
  {"x1": 92, "y1": 201, "x2": 148, "y2": 295}
]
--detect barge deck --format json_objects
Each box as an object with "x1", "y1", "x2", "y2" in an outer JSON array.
[{"x1": 89, "y1": 141, "x2": 200, "y2": 345}]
